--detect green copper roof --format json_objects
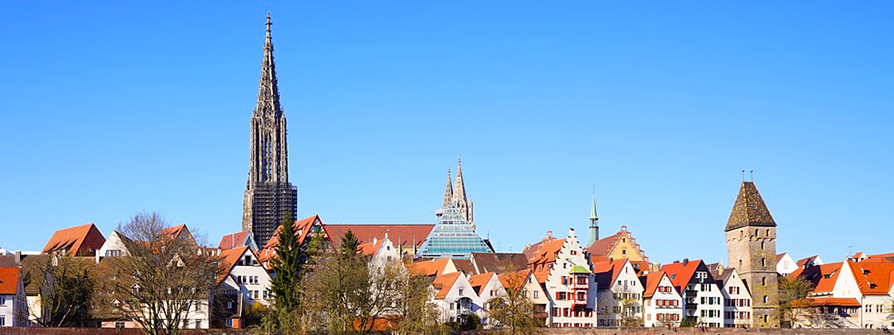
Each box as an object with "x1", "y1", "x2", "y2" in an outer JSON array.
[
  {"x1": 590, "y1": 196, "x2": 598, "y2": 220},
  {"x1": 570, "y1": 265, "x2": 590, "y2": 274}
]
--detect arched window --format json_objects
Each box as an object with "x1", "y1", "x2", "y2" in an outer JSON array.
[
  {"x1": 762, "y1": 277, "x2": 767, "y2": 286},
  {"x1": 765, "y1": 229, "x2": 770, "y2": 237},
  {"x1": 761, "y1": 258, "x2": 766, "y2": 267},
  {"x1": 761, "y1": 241, "x2": 765, "y2": 250},
  {"x1": 763, "y1": 295, "x2": 768, "y2": 303},
  {"x1": 622, "y1": 249, "x2": 627, "y2": 255}
]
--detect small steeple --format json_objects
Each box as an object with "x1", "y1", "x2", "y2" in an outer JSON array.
[
  {"x1": 442, "y1": 168, "x2": 453, "y2": 209},
  {"x1": 588, "y1": 196, "x2": 600, "y2": 247},
  {"x1": 256, "y1": 12, "x2": 282, "y2": 118}
]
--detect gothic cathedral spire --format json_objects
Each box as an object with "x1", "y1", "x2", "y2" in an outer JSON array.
[
  {"x1": 243, "y1": 13, "x2": 298, "y2": 247},
  {"x1": 440, "y1": 158, "x2": 474, "y2": 230}
]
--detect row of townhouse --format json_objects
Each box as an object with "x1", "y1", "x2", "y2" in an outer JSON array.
[{"x1": 789, "y1": 252, "x2": 894, "y2": 329}]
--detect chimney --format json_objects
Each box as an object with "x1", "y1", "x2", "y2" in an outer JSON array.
[
  {"x1": 14, "y1": 251, "x2": 21, "y2": 266},
  {"x1": 682, "y1": 258, "x2": 689, "y2": 266}
]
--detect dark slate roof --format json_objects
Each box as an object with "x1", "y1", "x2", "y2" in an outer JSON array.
[
  {"x1": 471, "y1": 253, "x2": 528, "y2": 274},
  {"x1": 725, "y1": 181, "x2": 776, "y2": 232}
]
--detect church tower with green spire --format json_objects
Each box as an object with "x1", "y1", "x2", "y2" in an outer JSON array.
[{"x1": 587, "y1": 196, "x2": 599, "y2": 247}]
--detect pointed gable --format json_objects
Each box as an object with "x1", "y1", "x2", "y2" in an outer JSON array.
[
  {"x1": 592, "y1": 258, "x2": 629, "y2": 289},
  {"x1": 468, "y1": 272, "x2": 496, "y2": 295},
  {"x1": 660, "y1": 259, "x2": 706, "y2": 291},
  {"x1": 726, "y1": 181, "x2": 776, "y2": 232},
  {"x1": 43, "y1": 223, "x2": 106, "y2": 257},
  {"x1": 640, "y1": 271, "x2": 669, "y2": 298},
  {"x1": 432, "y1": 271, "x2": 463, "y2": 299},
  {"x1": 217, "y1": 246, "x2": 253, "y2": 285}
]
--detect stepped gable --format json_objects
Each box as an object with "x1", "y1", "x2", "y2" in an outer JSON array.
[{"x1": 725, "y1": 181, "x2": 776, "y2": 232}]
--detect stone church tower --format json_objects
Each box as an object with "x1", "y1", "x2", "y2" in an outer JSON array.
[
  {"x1": 441, "y1": 159, "x2": 474, "y2": 230},
  {"x1": 725, "y1": 181, "x2": 779, "y2": 328},
  {"x1": 242, "y1": 14, "x2": 297, "y2": 247}
]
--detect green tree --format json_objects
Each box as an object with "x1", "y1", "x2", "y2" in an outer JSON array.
[{"x1": 270, "y1": 213, "x2": 301, "y2": 312}]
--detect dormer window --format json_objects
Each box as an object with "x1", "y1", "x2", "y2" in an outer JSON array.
[{"x1": 863, "y1": 269, "x2": 870, "y2": 275}]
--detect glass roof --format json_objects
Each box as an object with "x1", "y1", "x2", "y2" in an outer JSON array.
[{"x1": 418, "y1": 204, "x2": 492, "y2": 259}]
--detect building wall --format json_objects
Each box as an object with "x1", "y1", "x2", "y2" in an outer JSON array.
[
  {"x1": 606, "y1": 232, "x2": 646, "y2": 262},
  {"x1": 776, "y1": 253, "x2": 797, "y2": 276},
  {"x1": 543, "y1": 231, "x2": 598, "y2": 328},
  {"x1": 643, "y1": 276, "x2": 683, "y2": 327},
  {"x1": 682, "y1": 273, "x2": 724, "y2": 327},
  {"x1": 434, "y1": 277, "x2": 479, "y2": 324},
  {"x1": 596, "y1": 262, "x2": 644, "y2": 327},
  {"x1": 726, "y1": 227, "x2": 779, "y2": 328},
  {"x1": 721, "y1": 271, "x2": 753, "y2": 328},
  {"x1": 859, "y1": 295, "x2": 894, "y2": 329}
]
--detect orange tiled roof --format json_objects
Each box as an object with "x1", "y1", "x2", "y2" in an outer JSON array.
[
  {"x1": 788, "y1": 262, "x2": 842, "y2": 294},
  {"x1": 846, "y1": 260, "x2": 894, "y2": 295},
  {"x1": 324, "y1": 224, "x2": 434, "y2": 249},
  {"x1": 0, "y1": 267, "x2": 21, "y2": 295},
  {"x1": 468, "y1": 272, "x2": 495, "y2": 295},
  {"x1": 498, "y1": 269, "x2": 532, "y2": 291},
  {"x1": 592, "y1": 258, "x2": 628, "y2": 289},
  {"x1": 217, "y1": 246, "x2": 251, "y2": 285},
  {"x1": 522, "y1": 235, "x2": 558, "y2": 261},
  {"x1": 411, "y1": 258, "x2": 452, "y2": 276},
  {"x1": 162, "y1": 224, "x2": 188, "y2": 240},
  {"x1": 529, "y1": 238, "x2": 566, "y2": 266},
  {"x1": 793, "y1": 297, "x2": 860, "y2": 307},
  {"x1": 433, "y1": 272, "x2": 462, "y2": 299},
  {"x1": 640, "y1": 271, "x2": 667, "y2": 298},
  {"x1": 42, "y1": 223, "x2": 106, "y2": 257},
  {"x1": 660, "y1": 259, "x2": 703, "y2": 291},
  {"x1": 218, "y1": 231, "x2": 251, "y2": 250},
  {"x1": 775, "y1": 253, "x2": 787, "y2": 264},
  {"x1": 357, "y1": 240, "x2": 383, "y2": 256}
]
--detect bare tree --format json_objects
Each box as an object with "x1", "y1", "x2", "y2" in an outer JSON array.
[
  {"x1": 102, "y1": 212, "x2": 222, "y2": 335},
  {"x1": 487, "y1": 270, "x2": 539, "y2": 335},
  {"x1": 391, "y1": 261, "x2": 437, "y2": 335},
  {"x1": 22, "y1": 255, "x2": 95, "y2": 327},
  {"x1": 778, "y1": 276, "x2": 814, "y2": 328}
]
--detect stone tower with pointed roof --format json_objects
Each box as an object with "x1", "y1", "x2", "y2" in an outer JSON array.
[
  {"x1": 242, "y1": 14, "x2": 298, "y2": 248},
  {"x1": 588, "y1": 197, "x2": 599, "y2": 247},
  {"x1": 441, "y1": 159, "x2": 474, "y2": 230},
  {"x1": 725, "y1": 181, "x2": 779, "y2": 328}
]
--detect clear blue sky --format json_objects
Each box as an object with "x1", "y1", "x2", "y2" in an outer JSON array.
[{"x1": 1, "y1": 1, "x2": 892, "y2": 265}]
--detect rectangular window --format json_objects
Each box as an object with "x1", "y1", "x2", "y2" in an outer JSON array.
[{"x1": 534, "y1": 291, "x2": 539, "y2": 298}]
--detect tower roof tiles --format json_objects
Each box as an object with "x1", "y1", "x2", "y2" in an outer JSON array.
[{"x1": 726, "y1": 181, "x2": 776, "y2": 232}]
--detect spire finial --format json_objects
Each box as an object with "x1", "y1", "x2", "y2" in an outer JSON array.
[{"x1": 266, "y1": 12, "x2": 272, "y2": 31}]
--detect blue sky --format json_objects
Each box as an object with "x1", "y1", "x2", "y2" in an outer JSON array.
[{"x1": 1, "y1": 1, "x2": 892, "y2": 265}]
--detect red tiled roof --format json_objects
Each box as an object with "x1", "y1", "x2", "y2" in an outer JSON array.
[
  {"x1": 42, "y1": 223, "x2": 106, "y2": 257},
  {"x1": 433, "y1": 272, "x2": 462, "y2": 299},
  {"x1": 217, "y1": 246, "x2": 251, "y2": 285},
  {"x1": 522, "y1": 235, "x2": 558, "y2": 261},
  {"x1": 162, "y1": 224, "x2": 188, "y2": 240},
  {"x1": 324, "y1": 224, "x2": 434, "y2": 249},
  {"x1": 0, "y1": 267, "x2": 21, "y2": 295},
  {"x1": 468, "y1": 272, "x2": 496, "y2": 295},
  {"x1": 640, "y1": 271, "x2": 667, "y2": 298},
  {"x1": 587, "y1": 231, "x2": 622, "y2": 257},
  {"x1": 796, "y1": 255, "x2": 820, "y2": 267},
  {"x1": 258, "y1": 215, "x2": 330, "y2": 268},
  {"x1": 219, "y1": 231, "x2": 251, "y2": 250},
  {"x1": 793, "y1": 297, "x2": 860, "y2": 307},
  {"x1": 846, "y1": 260, "x2": 894, "y2": 295},
  {"x1": 660, "y1": 259, "x2": 704, "y2": 291}
]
